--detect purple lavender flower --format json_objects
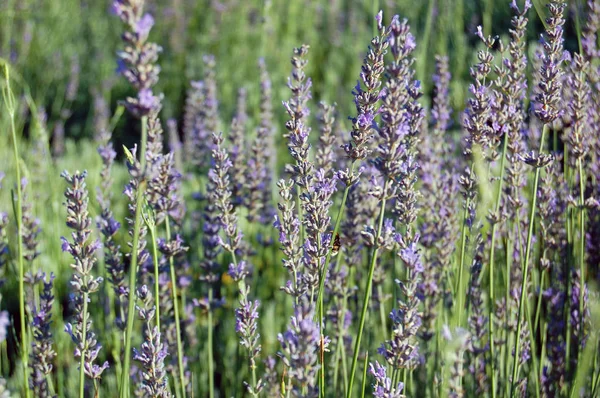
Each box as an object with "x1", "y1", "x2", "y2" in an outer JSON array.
[
  {"x1": 274, "y1": 179, "x2": 304, "y2": 298},
  {"x1": 278, "y1": 301, "x2": 326, "y2": 396},
  {"x1": 133, "y1": 285, "x2": 171, "y2": 398},
  {"x1": 229, "y1": 88, "x2": 248, "y2": 208},
  {"x1": 184, "y1": 56, "x2": 219, "y2": 172},
  {"x1": 20, "y1": 179, "x2": 41, "y2": 263},
  {"x1": 369, "y1": 361, "x2": 404, "y2": 398},
  {"x1": 29, "y1": 273, "x2": 56, "y2": 397},
  {"x1": 258, "y1": 58, "x2": 276, "y2": 221},
  {"x1": 300, "y1": 169, "x2": 337, "y2": 293},
  {"x1": 378, "y1": 275, "x2": 422, "y2": 370},
  {"x1": 315, "y1": 102, "x2": 337, "y2": 177},
  {"x1": 182, "y1": 81, "x2": 205, "y2": 166},
  {"x1": 533, "y1": 1, "x2": 566, "y2": 124},
  {"x1": 124, "y1": 146, "x2": 152, "y2": 285},
  {"x1": 96, "y1": 120, "x2": 126, "y2": 329},
  {"x1": 283, "y1": 45, "x2": 314, "y2": 191},
  {"x1": 61, "y1": 170, "x2": 109, "y2": 382},
  {"x1": 234, "y1": 283, "x2": 263, "y2": 396},
  {"x1": 341, "y1": 18, "x2": 389, "y2": 163},
  {"x1": 113, "y1": 0, "x2": 162, "y2": 117},
  {"x1": 466, "y1": 232, "x2": 488, "y2": 393}
]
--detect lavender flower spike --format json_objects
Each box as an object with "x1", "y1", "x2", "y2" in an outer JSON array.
[
  {"x1": 133, "y1": 285, "x2": 171, "y2": 398},
  {"x1": 61, "y1": 170, "x2": 109, "y2": 385},
  {"x1": 29, "y1": 273, "x2": 56, "y2": 398},
  {"x1": 113, "y1": 0, "x2": 162, "y2": 117},
  {"x1": 369, "y1": 361, "x2": 404, "y2": 398}
]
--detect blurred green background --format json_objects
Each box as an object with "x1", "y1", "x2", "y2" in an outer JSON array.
[{"x1": 0, "y1": 0, "x2": 558, "y2": 146}]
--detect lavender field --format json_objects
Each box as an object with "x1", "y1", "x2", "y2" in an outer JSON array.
[{"x1": 0, "y1": 0, "x2": 599, "y2": 397}]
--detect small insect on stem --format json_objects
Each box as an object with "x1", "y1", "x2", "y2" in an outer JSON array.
[{"x1": 331, "y1": 233, "x2": 341, "y2": 257}]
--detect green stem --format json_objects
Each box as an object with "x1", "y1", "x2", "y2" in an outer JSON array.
[
  {"x1": 79, "y1": 292, "x2": 89, "y2": 398},
  {"x1": 592, "y1": 336, "x2": 600, "y2": 397},
  {"x1": 120, "y1": 115, "x2": 149, "y2": 398},
  {"x1": 576, "y1": 157, "x2": 586, "y2": 362},
  {"x1": 332, "y1": 255, "x2": 350, "y2": 395},
  {"x1": 208, "y1": 287, "x2": 215, "y2": 398},
  {"x1": 377, "y1": 284, "x2": 388, "y2": 334},
  {"x1": 456, "y1": 162, "x2": 475, "y2": 326},
  {"x1": 316, "y1": 162, "x2": 355, "y2": 317},
  {"x1": 3, "y1": 65, "x2": 30, "y2": 398},
  {"x1": 361, "y1": 351, "x2": 369, "y2": 398},
  {"x1": 347, "y1": 178, "x2": 390, "y2": 397},
  {"x1": 316, "y1": 161, "x2": 356, "y2": 394},
  {"x1": 148, "y1": 224, "x2": 161, "y2": 331},
  {"x1": 534, "y1": 269, "x2": 547, "y2": 335},
  {"x1": 511, "y1": 124, "x2": 547, "y2": 396},
  {"x1": 166, "y1": 220, "x2": 186, "y2": 398},
  {"x1": 487, "y1": 132, "x2": 508, "y2": 398}
]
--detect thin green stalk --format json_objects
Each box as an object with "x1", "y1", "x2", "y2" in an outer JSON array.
[
  {"x1": 148, "y1": 223, "x2": 161, "y2": 331},
  {"x1": 361, "y1": 351, "x2": 369, "y2": 398},
  {"x1": 524, "y1": 292, "x2": 541, "y2": 397},
  {"x1": 511, "y1": 124, "x2": 547, "y2": 397},
  {"x1": 316, "y1": 162, "x2": 356, "y2": 395},
  {"x1": 417, "y1": 0, "x2": 435, "y2": 87},
  {"x1": 79, "y1": 293, "x2": 89, "y2": 398},
  {"x1": 208, "y1": 287, "x2": 215, "y2": 398},
  {"x1": 166, "y1": 220, "x2": 187, "y2": 398},
  {"x1": 347, "y1": 179, "x2": 390, "y2": 397},
  {"x1": 576, "y1": 158, "x2": 586, "y2": 361},
  {"x1": 120, "y1": 115, "x2": 149, "y2": 398},
  {"x1": 592, "y1": 336, "x2": 600, "y2": 397},
  {"x1": 333, "y1": 255, "x2": 350, "y2": 394},
  {"x1": 456, "y1": 162, "x2": 475, "y2": 326},
  {"x1": 377, "y1": 284, "x2": 387, "y2": 334},
  {"x1": 316, "y1": 162, "x2": 355, "y2": 317},
  {"x1": 487, "y1": 133, "x2": 509, "y2": 398},
  {"x1": 534, "y1": 270, "x2": 547, "y2": 334},
  {"x1": 2, "y1": 65, "x2": 30, "y2": 398},
  {"x1": 539, "y1": 322, "x2": 548, "y2": 383}
]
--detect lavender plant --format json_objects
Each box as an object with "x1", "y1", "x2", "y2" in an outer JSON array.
[
  {"x1": 1, "y1": 1, "x2": 600, "y2": 397},
  {"x1": 61, "y1": 170, "x2": 109, "y2": 397}
]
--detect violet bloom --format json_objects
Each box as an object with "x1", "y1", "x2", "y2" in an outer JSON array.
[
  {"x1": 300, "y1": 169, "x2": 337, "y2": 293},
  {"x1": 29, "y1": 273, "x2": 56, "y2": 397},
  {"x1": 124, "y1": 146, "x2": 152, "y2": 285},
  {"x1": 258, "y1": 58, "x2": 276, "y2": 223},
  {"x1": 533, "y1": 1, "x2": 566, "y2": 124},
  {"x1": 341, "y1": 14, "x2": 389, "y2": 164},
  {"x1": 467, "y1": 232, "x2": 488, "y2": 393},
  {"x1": 96, "y1": 126, "x2": 126, "y2": 329},
  {"x1": 500, "y1": 0, "x2": 531, "y2": 230},
  {"x1": 182, "y1": 81, "x2": 206, "y2": 166},
  {"x1": 274, "y1": 179, "x2": 304, "y2": 298},
  {"x1": 209, "y1": 133, "x2": 263, "y2": 394},
  {"x1": 229, "y1": 88, "x2": 248, "y2": 208},
  {"x1": 61, "y1": 170, "x2": 109, "y2": 381},
  {"x1": 315, "y1": 102, "x2": 337, "y2": 177},
  {"x1": 247, "y1": 59, "x2": 275, "y2": 224},
  {"x1": 369, "y1": 361, "x2": 404, "y2": 398},
  {"x1": 113, "y1": 0, "x2": 162, "y2": 117},
  {"x1": 278, "y1": 301, "x2": 327, "y2": 396},
  {"x1": 20, "y1": 179, "x2": 41, "y2": 264},
  {"x1": 133, "y1": 285, "x2": 171, "y2": 398},
  {"x1": 283, "y1": 45, "x2": 314, "y2": 191}
]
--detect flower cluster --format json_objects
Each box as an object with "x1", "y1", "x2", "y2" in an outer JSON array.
[
  {"x1": 61, "y1": 170, "x2": 109, "y2": 381},
  {"x1": 113, "y1": 0, "x2": 162, "y2": 117},
  {"x1": 133, "y1": 285, "x2": 171, "y2": 398}
]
